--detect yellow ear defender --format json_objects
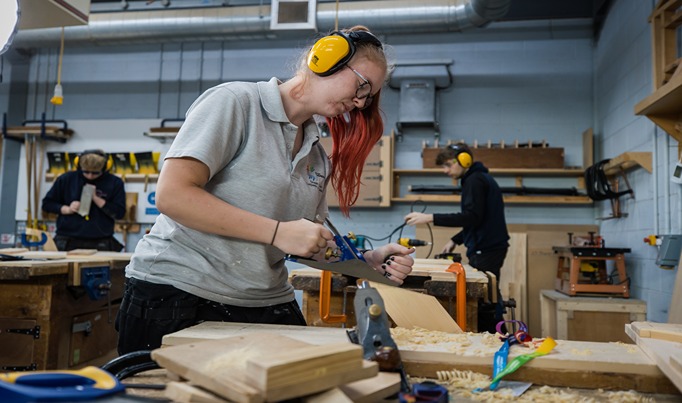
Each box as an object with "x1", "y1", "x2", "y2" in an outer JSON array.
[
  {"x1": 307, "y1": 30, "x2": 383, "y2": 77},
  {"x1": 74, "y1": 149, "x2": 113, "y2": 172},
  {"x1": 448, "y1": 144, "x2": 473, "y2": 169}
]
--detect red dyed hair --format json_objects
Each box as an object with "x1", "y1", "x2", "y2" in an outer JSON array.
[{"x1": 326, "y1": 90, "x2": 384, "y2": 217}]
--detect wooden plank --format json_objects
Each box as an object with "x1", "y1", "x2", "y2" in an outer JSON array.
[
  {"x1": 162, "y1": 322, "x2": 349, "y2": 347},
  {"x1": 337, "y1": 372, "x2": 400, "y2": 403},
  {"x1": 370, "y1": 282, "x2": 463, "y2": 334},
  {"x1": 630, "y1": 321, "x2": 682, "y2": 343},
  {"x1": 602, "y1": 152, "x2": 653, "y2": 175},
  {"x1": 499, "y1": 233, "x2": 527, "y2": 323},
  {"x1": 422, "y1": 147, "x2": 565, "y2": 169},
  {"x1": 165, "y1": 382, "x2": 229, "y2": 403},
  {"x1": 669, "y1": 249, "x2": 682, "y2": 324},
  {"x1": 245, "y1": 343, "x2": 367, "y2": 400},
  {"x1": 626, "y1": 323, "x2": 682, "y2": 393},
  {"x1": 582, "y1": 128, "x2": 594, "y2": 169}
]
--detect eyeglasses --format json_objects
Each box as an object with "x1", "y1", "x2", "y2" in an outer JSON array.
[
  {"x1": 82, "y1": 170, "x2": 102, "y2": 175},
  {"x1": 346, "y1": 65, "x2": 374, "y2": 110}
]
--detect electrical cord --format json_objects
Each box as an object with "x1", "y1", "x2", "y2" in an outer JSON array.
[
  {"x1": 584, "y1": 159, "x2": 632, "y2": 201},
  {"x1": 357, "y1": 201, "x2": 436, "y2": 257}
]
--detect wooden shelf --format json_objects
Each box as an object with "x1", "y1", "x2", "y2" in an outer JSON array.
[
  {"x1": 46, "y1": 173, "x2": 158, "y2": 182},
  {"x1": 635, "y1": 72, "x2": 682, "y2": 143},
  {"x1": 3, "y1": 126, "x2": 74, "y2": 143},
  {"x1": 603, "y1": 152, "x2": 653, "y2": 176},
  {"x1": 634, "y1": 0, "x2": 682, "y2": 144},
  {"x1": 392, "y1": 194, "x2": 592, "y2": 205},
  {"x1": 393, "y1": 168, "x2": 585, "y2": 177}
]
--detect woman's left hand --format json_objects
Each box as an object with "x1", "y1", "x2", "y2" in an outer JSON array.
[{"x1": 363, "y1": 244, "x2": 415, "y2": 285}]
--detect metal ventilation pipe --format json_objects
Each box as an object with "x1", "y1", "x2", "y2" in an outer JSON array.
[{"x1": 13, "y1": 0, "x2": 511, "y2": 48}]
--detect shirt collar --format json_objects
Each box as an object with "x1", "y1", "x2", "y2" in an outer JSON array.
[{"x1": 257, "y1": 77, "x2": 290, "y2": 123}]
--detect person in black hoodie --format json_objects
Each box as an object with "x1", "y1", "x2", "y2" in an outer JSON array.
[
  {"x1": 42, "y1": 149, "x2": 126, "y2": 251},
  {"x1": 404, "y1": 143, "x2": 509, "y2": 332}
]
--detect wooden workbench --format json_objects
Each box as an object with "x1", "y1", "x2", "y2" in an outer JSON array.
[
  {"x1": 0, "y1": 251, "x2": 131, "y2": 370},
  {"x1": 158, "y1": 322, "x2": 679, "y2": 395},
  {"x1": 289, "y1": 259, "x2": 489, "y2": 332}
]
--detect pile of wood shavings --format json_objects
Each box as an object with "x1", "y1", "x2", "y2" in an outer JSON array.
[
  {"x1": 409, "y1": 369, "x2": 656, "y2": 402},
  {"x1": 390, "y1": 327, "x2": 539, "y2": 357}
]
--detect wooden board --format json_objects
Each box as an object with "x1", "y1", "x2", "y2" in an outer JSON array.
[
  {"x1": 499, "y1": 233, "x2": 527, "y2": 323},
  {"x1": 630, "y1": 321, "x2": 682, "y2": 343},
  {"x1": 164, "y1": 367, "x2": 400, "y2": 403},
  {"x1": 152, "y1": 333, "x2": 377, "y2": 402},
  {"x1": 163, "y1": 322, "x2": 677, "y2": 394},
  {"x1": 626, "y1": 323, "x2": 682, "y2": 393},
  {"x1": 669, "y1": 249, "x2": 682, "y2": 324},
  {"x1": 422, "y1": 147, "x2": 564, "y2": 169},
  {"x1": 370, "y1": 282, "x2": 463, "y2": 334}
]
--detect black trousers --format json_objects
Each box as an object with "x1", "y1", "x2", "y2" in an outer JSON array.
[
  {"x1": 115, "y1": 278, "x2": 307, "y2": 355},
  {"x1": 468, "y1": 247, "x2": 508, "y2": 332},
  {"x1": 54, "y1": 234, "x2": 124, "y2": 252}
]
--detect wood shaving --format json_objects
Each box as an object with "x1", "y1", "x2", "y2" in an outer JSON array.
[
  {"x1": 569, "y1": 348, "x2": 593, "y2": 356},
  {"x1": 414, "y1": 369, "x2": 659, "y2": 402},
  {"x1": 611, "y1": 341, "x2": 640, "y2": 354}
]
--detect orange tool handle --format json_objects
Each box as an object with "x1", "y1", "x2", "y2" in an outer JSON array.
[
  {"x1": 446, "y1": 262, "x2": 467, "y2": 331},
  {"x1": 319, "y1": 270, "x2": 346, "y2": 324}
]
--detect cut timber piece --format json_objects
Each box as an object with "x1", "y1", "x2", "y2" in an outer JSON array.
[
  {"x1": 338, "y1": 372, "x2": 401, "y2": 403},
  {"x1": 152, "y1": 333, "x2": 376, "y2": 403},
  {"x1": 602, "y1": 152, "x2": 653, "y2": 176},
  {"x1": 165, "y1": 382, "x2": 229, "y2": 403},
  {"x1": 370, "y1": 282, "x2": 463, "y2": 334},
  {"x1": 669, "y1": 249, "x2": 682, "y2": 324},
  {"x1": 67, "y1": 249, "x2": 98, "y2": 256},
  {"x1": 629, "y1": 321, "x2": 682, "y2": 343},
  {"x1": 245, "y1": 343, "x2": 375, "y2": 401},
  {"x1": 301, "y1": 388, "x2": 353, "y2": 403},
  {"x1": 626, "y1": 323, "x2": 682, "y2": 393},
  {"x1": 162, "y1": 322, "x2": 348, "y2": 347}
]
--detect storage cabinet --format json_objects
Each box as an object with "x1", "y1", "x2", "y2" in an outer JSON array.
[
  {"x1": 0, "y1": 255, "x2": 129, "y2": 370},
  {"x1": 540, "y1": 289, "x2": 646, "y2": 343}
]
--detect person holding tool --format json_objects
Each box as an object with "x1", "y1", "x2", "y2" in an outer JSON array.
[
  {"x1": 404, "y1": 143, "x2": 509, "y2": 333},
  {"x1": 116, "y1": 26, "x2": 415, "y2": 355},
  {"x1": 42, "y1": 149, "x2": 126, "y2": 251}
]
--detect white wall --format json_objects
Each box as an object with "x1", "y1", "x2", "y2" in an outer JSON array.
[{"x1": 594, "y1": 0, "x2": 682, "y2": 322}]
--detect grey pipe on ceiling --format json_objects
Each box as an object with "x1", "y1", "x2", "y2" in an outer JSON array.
[{"x1": 13, "y1": 0, "x2": 511, "y2": 48}]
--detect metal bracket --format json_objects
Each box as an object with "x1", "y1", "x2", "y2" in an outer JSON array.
[{"x1": 5, "y1": 325, "x2": 41, "y2": 339}]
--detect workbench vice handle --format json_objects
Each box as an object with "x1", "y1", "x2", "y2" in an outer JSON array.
[
  {"x1": 446, "y1": 262, "x2": 467, "y2": 331},
  {"x1": 319, "y1": 270, "x2": 346, "y2": 324}
]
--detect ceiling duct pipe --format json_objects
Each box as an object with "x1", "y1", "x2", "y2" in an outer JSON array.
[{"x1": 13, "y1": 0, "x2": 510, "y2": 48}]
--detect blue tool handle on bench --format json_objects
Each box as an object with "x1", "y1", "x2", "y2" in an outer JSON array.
[{"x1": 0, "y1": 366, "x2": 124, "y2": 402}]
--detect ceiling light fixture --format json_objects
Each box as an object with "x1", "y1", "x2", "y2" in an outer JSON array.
[{"x1": 0, "y1": 0, "x2": 20, "y2": 55}]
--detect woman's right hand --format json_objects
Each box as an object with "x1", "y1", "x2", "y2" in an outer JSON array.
[{"x1": 272, "y1": 219, "x2": 334, "y2": 257}]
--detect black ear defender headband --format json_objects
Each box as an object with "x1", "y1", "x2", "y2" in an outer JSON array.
[
  {"x1": 307, "y1": 30, "x2": 383, "y2": 77},
  {"x1": 448, "y1": 144, "x2": 473, "y2": 169},
  {"x1": 75, "y1": 149, "x2": 113, "y2": 172}
]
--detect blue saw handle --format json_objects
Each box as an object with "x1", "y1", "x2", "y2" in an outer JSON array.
[{"x1": 0, "y1": 366, "x2": 124, "y2": 402}]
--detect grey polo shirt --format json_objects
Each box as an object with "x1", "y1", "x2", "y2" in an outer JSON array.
[{"x1": 126, "y1": 77, "x2": 330, "y2": 307}]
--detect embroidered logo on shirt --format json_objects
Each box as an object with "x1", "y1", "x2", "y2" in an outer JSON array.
[{"x1": 306, "y1": 165, "x2": 325, "y2": 192}]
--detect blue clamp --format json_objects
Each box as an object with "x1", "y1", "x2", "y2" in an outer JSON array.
[{"x1": 20, "y1": 233, "x2": 47, "y2": 248}]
